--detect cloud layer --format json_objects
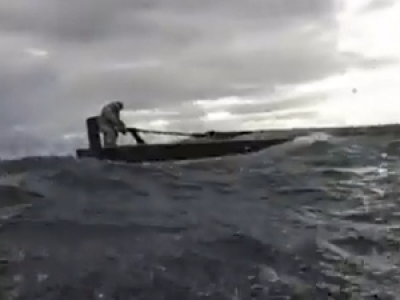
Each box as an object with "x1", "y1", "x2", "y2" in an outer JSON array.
[{"x1": 0, "y1": 0, "x2": 395, "y2": 155}]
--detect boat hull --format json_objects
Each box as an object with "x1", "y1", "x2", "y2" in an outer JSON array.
[{"x1": 76, "y1": 138, "x2": 291, "y2": 163}]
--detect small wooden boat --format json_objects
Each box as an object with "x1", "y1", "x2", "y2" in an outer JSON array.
[
  {"x1": 75, "y1": 117, "x2": 291, "y2": 163},
  {"x1": 76, "y1": 115, "x2": 400, "y2": 163}
]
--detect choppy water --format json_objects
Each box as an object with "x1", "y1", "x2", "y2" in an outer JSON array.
[{"x1": 0, "y1": 133, "x2": 399, "y2": 299}]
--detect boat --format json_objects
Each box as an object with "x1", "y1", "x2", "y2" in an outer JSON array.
[
  {"x1": 75, "y1": 117, "x2": 292, "y2": 163},
  {"x1": 76, "y1": 115, "x2": 400, "y2": 163}
]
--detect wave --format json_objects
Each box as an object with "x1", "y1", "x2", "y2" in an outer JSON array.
[{"x1": 0, "y1": 134, "x2": 398, "y2": 299}]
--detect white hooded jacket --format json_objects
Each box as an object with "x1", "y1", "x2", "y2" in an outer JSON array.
[{"x1": 98, "y1": 102, "x2": 126, "y2": 132}]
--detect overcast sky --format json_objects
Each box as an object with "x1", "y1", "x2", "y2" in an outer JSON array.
[{"x1": 0, "y1": 0, "x2": 399, "y2": 155}]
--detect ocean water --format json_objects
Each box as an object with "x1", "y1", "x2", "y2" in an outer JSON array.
[{"x1": 0, "y1": 133, "x2": 399, "y2": 299}]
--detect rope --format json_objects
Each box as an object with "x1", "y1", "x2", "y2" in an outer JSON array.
[
  {"x1": 128, "y1": 128, "x2": 203, "y2": 137},
  {"x1": 129, "y1": 128, "x2": 258, "y2": 138}
]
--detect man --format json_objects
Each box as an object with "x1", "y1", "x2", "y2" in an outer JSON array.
[{"x1": 97, "y1": 101, "x2": 127, "y2": 148}]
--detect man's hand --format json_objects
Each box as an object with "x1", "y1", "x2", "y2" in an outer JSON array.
[{"x1": 117, "y1": 125, "x2": 127, "y2": 134}]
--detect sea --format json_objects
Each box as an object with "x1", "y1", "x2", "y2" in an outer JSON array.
[{"x1": 0, "y1": 132, "x2": 399, "y2": 300}]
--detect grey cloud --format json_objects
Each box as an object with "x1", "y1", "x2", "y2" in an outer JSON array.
[
  {"x1": 0, "y1": 0, "x2": 132, "y2": 42},
  {"x1": 62, "y1": 26, "x2": 344, "y2": 111},
  {"x1": 362, "y1": 0, "x2": 396, "y2": 12},
  {"x1": 0, "y1": 0, "x2": 335, "y2": 43},
  {"x1": 343, "y1": 55, "x2": 399, "y2": 69},
  {"x1": 61, "y1": 22, "x2": 343, "y2": 105},
  {"x1": 0, "y1": 60, "x2": 57, "y2": 125},
  {"x1": 225, "y1": 93, "x2": 327, "y2": 116}
]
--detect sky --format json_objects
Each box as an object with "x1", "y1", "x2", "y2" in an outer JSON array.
[{"x1": 0, "y1": 0, "x2": 399, "y2": 155}]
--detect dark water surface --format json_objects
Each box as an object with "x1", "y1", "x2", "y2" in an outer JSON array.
[{"x1": 0, "y1": 134, "x2": 399, "y2": 299}]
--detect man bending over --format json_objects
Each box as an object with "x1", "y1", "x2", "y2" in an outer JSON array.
[{"x1": 97, "y1": 101, "x2": 127, "y2": 148}]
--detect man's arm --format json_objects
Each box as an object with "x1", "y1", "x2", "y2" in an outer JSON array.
[{"x1": 103, "y1": 107, "x2": 126, "y2": 130}]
